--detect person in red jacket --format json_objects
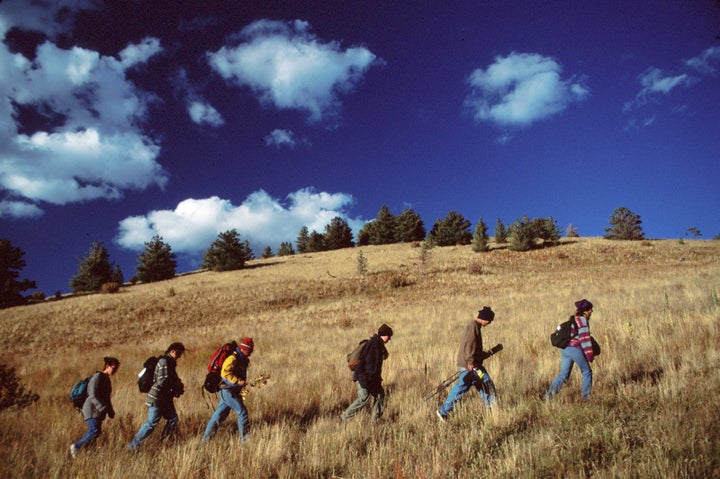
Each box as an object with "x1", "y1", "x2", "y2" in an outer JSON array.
[{"x1": 545, "y1": 299, "x2": 595, "y2": 400}]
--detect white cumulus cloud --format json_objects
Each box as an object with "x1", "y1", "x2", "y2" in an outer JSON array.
[
  {"x1": 115, "y1": 188, "x2": 366, "y2": 255},
  {"x1": 172, "y1": 68, "x2": 225, "y2": 127},
  {"x1": 0, "y1": 200, "x2": 43, "y2": 218},
  {"x1": 0, "y1": 5, "x2": 167, "y2": 217},
  {"x1": 188, "y1": 101, "x2": 225, "y2": 126},
  {"x1": 465, "y1": 52, "x2": 588, "y2": 127},
  {"x1": 685, "y1": 46, "x2": 720, "y2": 75},
  {"x1": 207, "y1": 19, "x2": 378, "y2": 122},
  {"x1": 0, "y1": 0, "x2": 96, "y2": 39},
  {"x1": 624, "y1": 45, "x2": 720, "y2": 118},
  {"x1": 264, "y1": 129, "x2": 297, "y2": 148}
]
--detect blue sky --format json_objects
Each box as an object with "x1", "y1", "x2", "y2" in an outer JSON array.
[{"x1": 1, "y1": 1, "x2": 719, "y2": 295}]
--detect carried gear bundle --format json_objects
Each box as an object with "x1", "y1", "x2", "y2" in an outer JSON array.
[
  {"x1": 240, "y1": 373, "x2": 271, "y2": 399},
  {"x1": 550, "y1": 316, "x2": 577, "y2": 349}
]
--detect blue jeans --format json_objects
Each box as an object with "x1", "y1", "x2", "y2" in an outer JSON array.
[
  {"x1": 74, "y1": 418, "x2": 102, "y2": 449},
  {"x1": 341, "y1": 382, "x2": 385, "y2": 422},
  {"x1": 128, "y1": 404, "x2": 178, "y2": 449},
  {"x1": 438, "y1": 368, "x2": 496, "y2": 417},
  {"x1": 546, "y1": 346, "x2": 593, "y2": 399},
  {"x1": 202, "y1": 389, "x2": 249, "y2": 442}
]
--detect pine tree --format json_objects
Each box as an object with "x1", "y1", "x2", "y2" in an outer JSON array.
[
  {"x1": 534, "y1": 217, "x2": 560, "y2": 244},
  {"x1": 566, "y1": 224, "x2": 579, "y2": 238},
  {"x1": 70, "y1": 241, "x2": 116, "y2": 292},
  {"x1": 494, "y1": 218, "x2": 507, "y2": 243},
  {"x1": 508, "y1": 217, "x2": 536, "y2": 252},
  {"x1": 0, "y1": 239, "x2": 37, "y2": 308},
  {"x1": 324, "y1": 216, "x2": 354, "y2": 250},
  {"x1": 604, "y1": 207, "x2": 645, "y2": 240},
  {"x1": 472, "y1": 218, "x2": 489, "y2": 252},
  {"x1": 296, "y1": 226, "x2": 310, "y2": 253},
  {"x1": 356, "y1": 221, "x2": 376, "y2": 246},
  {"x1": 428, "y1": 211, "x2": 472, "y2": 246},
  {"x1": 136, "y1": 235, "x2": 176, "y2": 283},
  {"x1": 202, "y1": 230, "x2": 253, "y2": 271},
  {"x1": 110, "y1": 265, "x2": 124, "y2": 284},
  {"x1": 261, "y1": 246, "x2": 275, "y2": 259},
  {"x1": 277, "y1": 242, "x2": 295, "y2": 256},
  {"x1": 356, "y1": 250, "x2": 368, "y2": 276},
  {"x1": 306, "y1": 230, "x2": 326, "y2": 252},
  {"x1": 356, "y1": 227, "x2": 371, "y2": 246},
  {"x1": 395, "y1": 208, "x2": 426, "y2": 242},
  {"x1": 371, "y1": 205, "x2": 396, "y2": 245}
]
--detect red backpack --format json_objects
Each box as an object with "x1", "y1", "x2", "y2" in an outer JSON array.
[{"x1": 203, "y1": 341, "x2": 237, "y2": 393}]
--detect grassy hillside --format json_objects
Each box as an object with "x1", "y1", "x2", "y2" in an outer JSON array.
[{"x1": 1, "y1": 238, "x2": 719, "y2": 478}]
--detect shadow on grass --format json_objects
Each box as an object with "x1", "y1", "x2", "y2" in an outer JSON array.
[{"x1": 616, "y1": 366, "x2": 665, "y2": 386}]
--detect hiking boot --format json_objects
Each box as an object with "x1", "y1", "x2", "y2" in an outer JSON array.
[
  {"x1": 436, "y1": 410, "x2": 447, "y2": 422},
  {"x1": 69, "y1": 444, "x2": 77, "y2": 458}
]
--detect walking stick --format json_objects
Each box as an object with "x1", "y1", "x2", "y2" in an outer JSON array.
[
  {"x1": 423, "y1": 344, "x2": 503, "y2": 400},
  {"x1": 423, "y1": 370, "x2": 461, "y2": 400}
]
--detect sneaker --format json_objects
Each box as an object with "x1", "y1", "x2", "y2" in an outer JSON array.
[
  {"x1": 436, "y1": 410, "x2": 447, "y2": 422},
  {"x1": 69, "y1": 444, "x2": 77, "y2": 458}
]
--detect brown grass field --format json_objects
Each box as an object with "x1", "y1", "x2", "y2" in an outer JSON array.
[{"x1": 1, "y1": 237, "x2": 719, "y2": 478}]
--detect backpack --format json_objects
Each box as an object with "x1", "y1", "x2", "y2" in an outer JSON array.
[
  {"x1": 137, "y1": 356, "x2": 159, "y2": 393},
  {"x1": 550, "y1": 316, "x2": 577, "y2": 348},
  {"x1": 70, "y1": 376, "x2": 92, "y2": 410},
  {"x1": 203, "y1": 341, "x2": 237, "y2": 393},
  {"x1": 346, "y1": 339, "x2": 369, "y2": 371}
]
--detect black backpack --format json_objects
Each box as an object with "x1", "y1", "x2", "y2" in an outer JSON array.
[
  {"x1": 137, "y1": 356, "x2": 159, "y2": 393},
  {"x1": 550, "y1": 316, "x2": 577, "y2": 348}
]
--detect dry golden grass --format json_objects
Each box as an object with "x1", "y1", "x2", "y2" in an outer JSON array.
[{"x1": 1, "y1": 237, "x2": 719, "y2": 478}]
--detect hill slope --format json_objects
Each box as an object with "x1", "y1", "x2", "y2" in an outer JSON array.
[{"x1": 1, "y1": 238, "x2": 719, "y2": 478}]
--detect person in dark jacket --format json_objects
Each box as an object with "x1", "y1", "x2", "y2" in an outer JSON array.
[
  {"x1": 340, "y1": 323, "x2": 393, "y2": 423},
  {"x1": 436, "y1": 307, "x2": 497, "y2": 421},
  {"x1": 128, "y1": 342, "x2": 185, "y2": 450},
  {"x1": 70, "y1": 356, "x2": 120, "y2": 458}
]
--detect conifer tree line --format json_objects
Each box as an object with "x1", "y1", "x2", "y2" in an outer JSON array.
[{"x1": 2, "y1": 205, "x2": 716, "y2": 307}]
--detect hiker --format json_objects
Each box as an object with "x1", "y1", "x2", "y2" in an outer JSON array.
[
  {"x1": 340, "y1": 323, "x2": 393, "y2": 423},
  {"x1": 436, "y1": 307, "x2": 497, "y2": 421},
  {"x1": 70, "y1": 356, "x2": 120, "y2": 457},
  {"x1": 202, "y1": 337, "x2": 254, "y2": 442},
  {"x1": 128, "y1": 342, "x2": 185, "y2": 450},
  {"x1": 545, "y1": 299, "x2": 595, "y2": 400}
]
